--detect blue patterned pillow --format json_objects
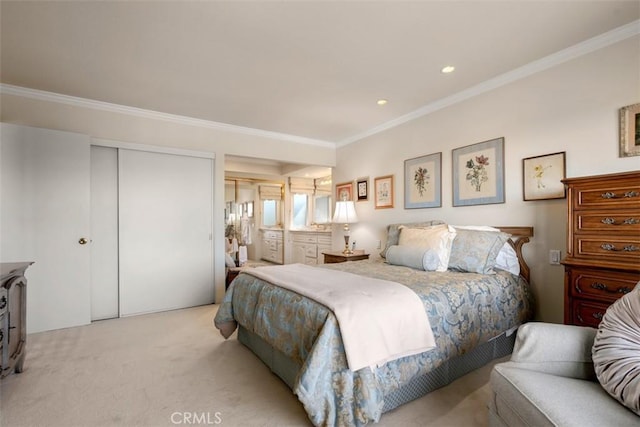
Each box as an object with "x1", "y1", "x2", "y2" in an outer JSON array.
[{"x1": 448, "y1": 229, "x2": 510, "y2": 274}]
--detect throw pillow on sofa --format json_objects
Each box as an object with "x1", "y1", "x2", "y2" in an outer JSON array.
[{"x1": 592, "y1": 284, "x2": 640, "y2": 416}]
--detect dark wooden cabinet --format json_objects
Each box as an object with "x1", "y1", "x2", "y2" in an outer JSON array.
[{"x1": 561, "y1": 171, "x2": 639, "y2": 327}]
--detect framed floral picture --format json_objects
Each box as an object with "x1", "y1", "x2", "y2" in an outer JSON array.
[
  {"x1": 356, "y1": 177, "x2": 369, "y2": 201},
  {"x1": 620, "y1": 103, "x2": 640, "y2": 157},
  {"x1": 522, "y1": 151, "x2": 566, "y2": 201},
  {"x1": 404, "y1": 152, "x2": 442, "y2": 209},
  {"x1": 452, "y1": 137, "x2": 505, "y2": 206},
  {"x1": 335, "y1": 181, "x2": 353, "y2": 202},
  {"x1": 374, "y1": 175, "x2": 394, "y2": 209}
]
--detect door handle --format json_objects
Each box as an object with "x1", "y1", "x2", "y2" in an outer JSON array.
[{"x1": 78, "y1": 238, "x2": 89, "y2": 245}]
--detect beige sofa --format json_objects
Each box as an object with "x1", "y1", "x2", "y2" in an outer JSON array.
[{"x1": 488, "y1": 322, "x2": 639, "y2": 427}]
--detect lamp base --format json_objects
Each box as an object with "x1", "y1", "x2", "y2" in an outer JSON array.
[{"x1": 343, "y1": 235, "x2": 353, "y2": 255}]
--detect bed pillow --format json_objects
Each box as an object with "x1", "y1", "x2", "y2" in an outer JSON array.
[
  {"x1": 592, "y1": 285, "x2": 640, "y2": 416},
  {"x1": 385, "y1": 245, "x2": 440, "y2": 271},
  {"x1": 380, "y1": 220, "x2": 445, "y2": 258},
  {"x1": 453, "y1": 225, "x2": 520, "y2": 275},
  {"x1": 397, "y1": 224, "x2": 456, "y2": 272},
  {"x1": 448, "y1": 228, "x2": 511, "y2": 274}
]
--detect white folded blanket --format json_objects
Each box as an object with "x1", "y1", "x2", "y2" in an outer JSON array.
[{"x1": 244, "y1": 263, "x2": 436, "y2": 371}]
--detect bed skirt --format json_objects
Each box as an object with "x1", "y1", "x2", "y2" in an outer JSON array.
[{"x1": 237, "y1": 325, "x2": 516, "y2": 413}]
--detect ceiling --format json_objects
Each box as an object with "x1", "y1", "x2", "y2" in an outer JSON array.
[{"x1": 1, "y1": 1, "x2": 638, "y2": 149}]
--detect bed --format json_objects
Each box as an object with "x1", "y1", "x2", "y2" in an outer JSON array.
[{"x1": 214, "y1": 222, "x2": 534, "y2": 426}]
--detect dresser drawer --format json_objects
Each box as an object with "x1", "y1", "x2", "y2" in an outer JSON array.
[
  {"x1": 292, "y1": 233, "x2": 317, "y2": 244},
  {"x1": 574, "y1": 236, "x2": 640, "y2": 262},
  {"x1": 572, "y1": 179, "x2": 640, "y2": 210},
  {"x1": 263, "y1": 231, "x2": 283, "y2": 241},
  {"x1": 574, "y1": 209, "x2": 640, "y2": 234},
  {"x1": 569, "y1": 268, "x2": 638, "y2": 303},
  {"x1": 570, "y1": 300, "x2": 609, "y2": 328}
]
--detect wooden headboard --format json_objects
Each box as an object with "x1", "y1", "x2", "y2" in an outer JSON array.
[{"x1": 495, "y1": 226, "x2": 534, "y2": 283}]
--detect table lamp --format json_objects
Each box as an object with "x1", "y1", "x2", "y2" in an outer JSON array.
[{"x1": 333, "y1": 200, "x2": 358, "y2": 254}]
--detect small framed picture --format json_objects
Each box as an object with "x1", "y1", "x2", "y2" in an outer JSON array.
[
  {"x1": 404, "y1": 152, "x2": 442, "y2": 209},
  {"x1": 452, "y1": 137, "x2": 505, "y2": 206},
  {"x1": 335, "y1": 181, "x2": 353, "y2": 202},
  {"x1": 356, "y1": 177, "x2": 369, "y2": 201},
  {"x1": 374, "y1": 175, "x2": 394, "y2": 209},
  {"x1": 619, "y1": 103, "x2": 640, "y2": 157},
  {"x1": 522, "y1": 152, "x2": 566, "y2": 201}
]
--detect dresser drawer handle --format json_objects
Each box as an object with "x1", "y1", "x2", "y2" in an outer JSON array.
[
  {"x1": 600, "y1": 243, "x2": 640, "y2": 252},
  {"x1": 601, "y1": 217, "x2": 640, "y2": 225},
  {"x1": 601, "y1": 191, "x2": 640, "y2": 199},
  {"x1": 590, "y1": 282, "x2": 632, "y2": 294},
  {"x1": 592, "y1": 312, "x2": 604, "y2": 320}
]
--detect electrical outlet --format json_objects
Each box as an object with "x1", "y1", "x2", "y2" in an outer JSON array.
[
  {"x1": 376, "y1": 240, "x2": 381, "y2": 249},
  {"x1": 549, "y1": 249, "x2": 561, "y2": 265}
]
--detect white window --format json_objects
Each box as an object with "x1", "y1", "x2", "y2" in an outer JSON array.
[{"x1": 292, "y1": 193, "x2": 309, "y2": 228}]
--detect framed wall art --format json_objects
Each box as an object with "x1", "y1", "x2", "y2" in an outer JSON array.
[
  {"x1": 522, "y1": 151, "x2": 566, "y2": 201},
  {"x1": 374, "y1": 175, "x2": 394, "y2": 209},
  {"x1": 335, "y1": 181, "x2": 353, "y2": 201},
  {"x1": 452, "y1": 137, "x2": 505, "y2": 206},
  {"x1": 404, "y1": 152, "x2": 442, "y2": 209},
  {"x1": 356, "y1": 177, "x2": 369, "y2": 201},
  {"x1": 619, "y1": 103, "x2": 640, "y2": 157}
]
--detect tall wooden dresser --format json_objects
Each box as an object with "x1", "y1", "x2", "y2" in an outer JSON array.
[{"x1": 561, "y1": 171, "x2": 640, "y2": 327}]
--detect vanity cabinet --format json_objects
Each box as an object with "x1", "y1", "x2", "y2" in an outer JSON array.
[
  {"x1": 561, "y1": 171, "x2": 640, "y2": 327},
  {"x1": 261, "y1": 229, "x2": 283, "y2": 264},
  {"x1": 1, "y1": 262, "x2": 33, "y2": 379},
  {"x1": 291, "y1": 232, "x2": 332, "y2": 265}
]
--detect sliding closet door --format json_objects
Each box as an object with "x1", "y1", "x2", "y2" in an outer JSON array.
[
  {"x1": 118, "y1": 149, "x2": 214, "y2": 316},
  {"x1": 90, "y1": 146, "x2": 119, "y2": 320}
]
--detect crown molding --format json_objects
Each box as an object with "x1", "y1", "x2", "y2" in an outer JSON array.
[
  {"x1": 338, "y1": 19, "x2": 640, "y2": 147},
  {"x1": 0, "y1": 84, "x2": 337, "y2": 149}
]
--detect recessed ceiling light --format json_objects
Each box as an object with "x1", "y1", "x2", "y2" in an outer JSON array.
[
  {"x1": 377, "y1": 99, "x2": 388, "y2": 106},
  {"x1": 441, "y1": 65, "x2": 455, "y2": 74}
]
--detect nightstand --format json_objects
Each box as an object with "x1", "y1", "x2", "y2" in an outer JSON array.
[{"x1": 322, "y1": 250, "x2": 370, "y2": 264}]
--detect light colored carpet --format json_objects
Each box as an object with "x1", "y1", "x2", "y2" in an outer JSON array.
[{"x1": 0, "y1": 304, "x2": 503, "y2": 426}]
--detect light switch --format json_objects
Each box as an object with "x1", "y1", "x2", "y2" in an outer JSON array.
[{"x1": 549, "y1": 249, "x2": 561, "y2": 265}]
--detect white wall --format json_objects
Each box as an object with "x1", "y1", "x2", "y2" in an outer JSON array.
[{"x1": 333, "y1": 36, "x2": 640, "y2": 323}]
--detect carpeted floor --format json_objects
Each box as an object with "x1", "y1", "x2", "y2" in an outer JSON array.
[{"x1": 0, "y1": 304, "x2": 503, "y2": 426}]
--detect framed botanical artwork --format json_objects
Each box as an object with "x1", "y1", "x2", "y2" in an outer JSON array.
[
  {"x1": 452, "y1": 137, "x2": 505, "y2": 206},
  {"x1": 356, "y1": 177, "x2": 369, "y2": 201},
  {"x1": 620, "y1": 103, "x2": 640, "y2": 157},
  {"x1": 374, "y1": 175, "x2": 394, "y2": 209},
  {"x1": 335, "y1": 181, "x2": 353, "y2": 202},
  {"x1": 522, "y1": 152, "x2": 566, "y2": 201},
  {"x1": 404, "y1": 152, "x2": 442, "y2": 209}
]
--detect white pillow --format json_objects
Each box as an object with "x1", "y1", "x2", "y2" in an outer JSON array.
[
  {"x1": 398, "y1": 224, "x2": 456, "y2": 272},
  {"x1": 453, "y1": 225, "x2": 520, "y2": 276}
]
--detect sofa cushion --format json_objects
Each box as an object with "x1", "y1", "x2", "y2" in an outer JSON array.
[
  {"x1": 592, "y1": 285, "x2": 640, "y2": 416},
  {"x1": 490, "y1": 363, "x2": 640, "y2": 427},
  {"x1": 510, "y1": 322, "x2": 597, "y2": 380}
]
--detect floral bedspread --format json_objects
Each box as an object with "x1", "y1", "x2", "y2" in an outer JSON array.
[{"x1": 214, "y1": 259, "x2": 533, "y2": 426}]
